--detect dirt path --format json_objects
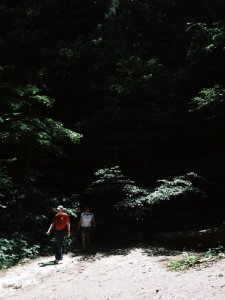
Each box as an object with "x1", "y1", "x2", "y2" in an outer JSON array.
[{"x1": 1, "y1": 247, "x2": 225, "y2": 300}]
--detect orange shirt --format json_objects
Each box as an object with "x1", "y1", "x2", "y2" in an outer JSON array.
[{"x1": 53, "y1": 212, "x2": 70, "y2": 230}]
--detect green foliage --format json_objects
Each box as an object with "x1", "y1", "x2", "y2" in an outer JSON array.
[
  {"x1": 109, "y1": 56, "x2": 164, "y2": 102},
  {"x1": 25, "y1": 213, "x2": 48, "y2": 225},
  {"x1": 169, "y1": 245, "x2": 225, "y2": 272},
  {"x1": 187, "y1": 22, "x2": 225, "y2": 60},
  {"x1": 144, "y1": 173, "x2": 205, "y2": 204},
  {"x1": 0, "y1": 72, "x2": 82, "y2": 156},
  {"x1": 51, "y1": 194, "x2": 80, "y2": 218},
  {"x1": 105, "y1": 0, "x2": 172, "y2": 31},
  {"x1": 0, "y1": 170, "x2": 13, "y2": 196},
  {"x1": 31, "y1": 118, "x2": 82, "y2": 153},
  {"x1": 94, "y1": 166, "x2": 129, "y2": 184},
  {"x1": 0, "y1": 164, "x2": 17, "y2": 209},
  {"x1": 205, "y1": 244, "x2": 224, "y2": 259},
  {"x1": 117, "y1": 172, "x2": 205, "y2": 212},
  {"x1": 106, "y1": 0, "x2": 119, "y2": 18},
  {"x1": 0, "y1": 65, "x2": 82, "y2": 258},
  {"x1": 84, "y1": 166, "x2": 132, "y2": 204},
  {"x1": 84, "y1": 168, "x2": 207, "y2": 238},
  {"x1": 169, "y1": 259, "x2": 183, "y2": 271},
  {"x1": 0, "y1": 82, "x2": 54, "y2": 110},
  {"x1": 190, "y1": 85, "x2": 225, "y2": 111},
  {"x1": 83, "y1": 166, "x2": 131, "y2": 221},
  {"x1": 0, "y1": 0, "x2": 225, "y2": 260},
  {"x1": 0, "y1": 236, "x2": 40, "y2": 269},
  {"x1": 168, "y1": 252, "x2": 198, "y2": 271}
]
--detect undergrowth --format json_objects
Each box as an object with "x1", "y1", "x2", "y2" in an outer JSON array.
[{"x1": 169, "y1": 245, "x2": 225, "y2": 271}]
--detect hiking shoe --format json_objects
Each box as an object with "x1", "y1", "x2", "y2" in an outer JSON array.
[{"x1": 54, "y1": 260, "x2": 59, "y2": 264}]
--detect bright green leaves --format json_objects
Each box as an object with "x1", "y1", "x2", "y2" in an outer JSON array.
[
  {"x1": 15, "y1": 85, "x2": 39, "y2": 97},
  {"x1": 0, "y1": 73, "x2": 82, "y2": 153},
  {"x1": 1, "y1": 83, "x2": 54, "y2": 109},
  {"x1": 190, "y1": 85, "x2": 225, "y2": 111},
  {"x1": 31, "y1": 94, "x2": 54, "y2": 107},
  {"x1": 0, "y1": 70, "x2": 82, "y2": 252},
  {"x1": 143, "y1": 173, "x2": 205, "y2": 205},
  {"x1": 0, "y1": 236, "x2": 40, "y2": 269},
  {"x1": 86, "y1": 166, "x2": 205, "y2": 213},
  {"x1": 116, "y1": 172, "x2": 205, "y2": 212},
  {"x1": 0, "y1": 82, "x2": 54, "y2": 129},
  {"x1": 33, "y1": 118, "x2": 82, "y2": 150},
  {"x1": 5, "y1": 117, "x2": 82, "y2": 153}
]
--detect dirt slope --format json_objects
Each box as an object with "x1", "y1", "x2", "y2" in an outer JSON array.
[{"x1": 1, "y1": 247, "x2": 225, "y2": 300}]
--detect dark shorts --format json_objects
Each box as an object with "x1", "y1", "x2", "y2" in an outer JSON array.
[{"x1": 81, "y1": 227, "x2": 92, "y2": 234}]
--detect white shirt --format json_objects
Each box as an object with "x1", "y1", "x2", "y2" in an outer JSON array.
[{"x1": 81, "y1": 213, "x2": 93, "y2": 227}]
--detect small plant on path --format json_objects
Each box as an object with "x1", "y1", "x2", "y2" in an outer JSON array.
[
  {"x1": 169, "y1": 244, "x2": 225, "y2": 272},
  {"x1": 204, "y1": 245, "x2": 224, "y2": 259},
  {"x1": 168, "y1": 252, "x2": 198, "y2": 271}
]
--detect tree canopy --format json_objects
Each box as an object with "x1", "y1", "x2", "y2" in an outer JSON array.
[{"x1": 0, "y1": 0, "x2": 225, "y2": 267}]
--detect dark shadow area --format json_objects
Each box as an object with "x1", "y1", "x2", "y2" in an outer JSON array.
[
  {"x1": 38, "y1": 260, "x2": 56, "y2": 267},
  {"x1": 68, "y1": 242, "x2": 188, "y2": 261}
]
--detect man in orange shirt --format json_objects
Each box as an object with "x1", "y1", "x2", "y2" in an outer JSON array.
[{"x1": 46, "y1": 205, "x2": 70, "y2": 264}]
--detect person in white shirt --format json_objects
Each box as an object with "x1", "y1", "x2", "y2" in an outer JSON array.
[{"x1": 78, "y1": 207, "x2": 96, "y2": 250}]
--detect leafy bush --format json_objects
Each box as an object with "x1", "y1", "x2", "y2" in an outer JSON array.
[
  {"x1": 83, "y1": 167, "x2": 207, "y2": 242},
  {"x1": 187, "y1": 22, "x2": 225, "y2": 61},
  {"x1": 0, "y1": 236, "x2": 40, "y2": 269},
  {"x1": 116, "y1": 172, "x2": 205, "y2": 213},
  {"x1": 205, "y1": 244, "x2": 224, "y2": 259},
  {"x1": 50, "y1": 194, "x2": 80, "y2": 218},
  {"x1": 169, "y1": 245, "x2": 225, "y2": 272},
  {"x1": 84, "y1": 166, "x2": 131, "y2": 207},
  {"x1": 87, "y1": 167, "x2": 205, "y2": 210},
  {"x1": 0, "y1": 73, "x2": 82, "y2": 156},
  {"x1": 109, "y1": 56, "x2": 164, "y2": 102},
  {"x1": 169, "y1": 252, "x2": 198, "y2": 271},
  {"x1": 190, "y1": 85, "x2": 225, "y2": 111}
]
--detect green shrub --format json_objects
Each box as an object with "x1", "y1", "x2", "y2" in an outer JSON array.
[
  {"x1": 116, "y1": 172, "x2": 205, "y2": 212},
  {"x1": 168, "y1": 252, "x2": 198, "y2": 271},
  {"x1": 205, "y1": 244, "x2": 224, "y2": 259},
  {"x1": 190, "y1": 85, "x2": 225, "y2": 111},
  {"x1": 0, "y1": 237, "x2": 40, "y2": 269},
  {"x1": 169, "y1": 245, "x2": 225, "y2": 272}
]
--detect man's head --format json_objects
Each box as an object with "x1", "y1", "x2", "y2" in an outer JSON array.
[{"x1": 57, "y1": 205, "x2": 64, "y2": 213}]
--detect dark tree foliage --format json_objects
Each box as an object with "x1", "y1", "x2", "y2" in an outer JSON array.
[{"x1": 0, "y1": 0, "x2": 225, "y2": 266}]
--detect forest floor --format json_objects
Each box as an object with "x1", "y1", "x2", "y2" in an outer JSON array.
[{"x1": 1, "y1": 245, "x2": 225, "y2": 300}]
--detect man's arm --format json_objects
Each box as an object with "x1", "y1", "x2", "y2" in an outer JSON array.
[
  {"x1": 46, "y1": 223, "x2": 54, "y2": 235},
  {"x1": 67, "y1": 219, "x2": 71, "y2": 238}
]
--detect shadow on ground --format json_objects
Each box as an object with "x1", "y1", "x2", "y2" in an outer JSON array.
[
  {"x1": 38, "y1": 261, "x2": 57, "y2": 267},
  {"x1": 68, "y1": 242, "x2": 184, "y2": 261}
]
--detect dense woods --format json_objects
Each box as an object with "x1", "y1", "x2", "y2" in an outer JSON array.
[{"x1": 0, "y1": 0, "x2": 225, "y2": 267}]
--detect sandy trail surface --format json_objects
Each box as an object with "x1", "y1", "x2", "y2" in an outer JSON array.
[{"x1": 1, "y1": 246, "x2": 225, "y2": 300}]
